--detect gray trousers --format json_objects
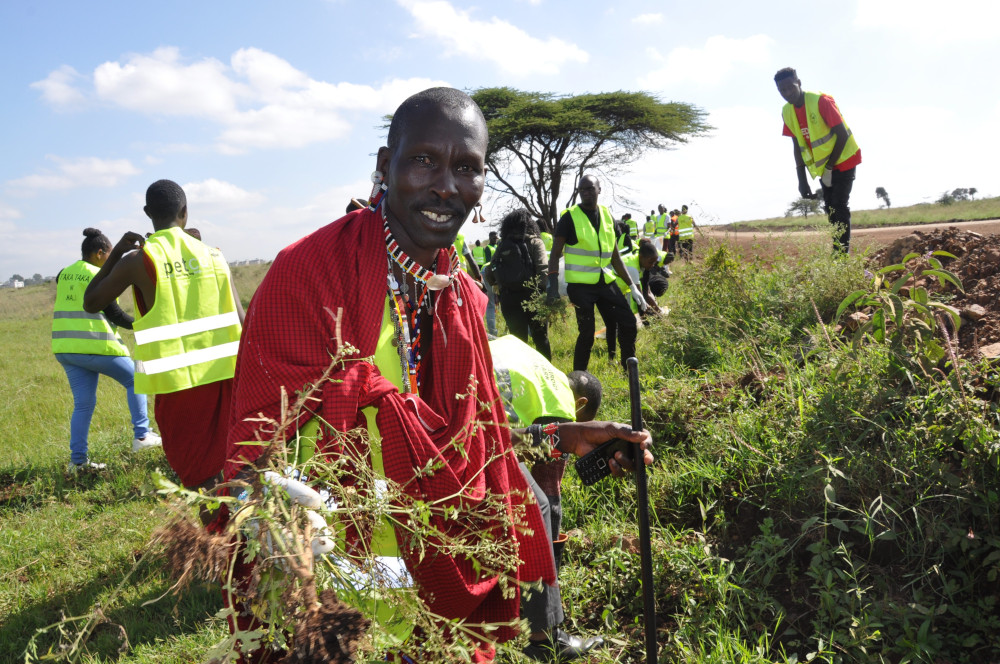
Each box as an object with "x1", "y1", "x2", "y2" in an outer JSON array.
[{"x1": 519, "y1": 462, "x2": 564, "y2": 633}]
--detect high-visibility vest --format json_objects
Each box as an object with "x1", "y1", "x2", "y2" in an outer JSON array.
[
  {"x1": 539, "y1": 232, "x2": 553, "y2": 252},
  {"x1": 614, "y1": 253, "x2": 641, "y2": 313},
  {"x1": 654, "y1": 213, "x2": 670, "y2": 237},
  {"x1": 472, "y1": 244, "x2": 486, "y2": 267},
  {"x1": 782, "y1": 91, "x2": 860, "y2": 179},
  {"x1": 617, "y1": 230, "x2": 634, "y2": 257},
  {"x1": 677, "y1": 214, "x2": 695, "y2": 240},
  {"x1": 291, "y1": 297, "x2": 410, "y2": 637},
  {"x1": 132, "y1": 227, "x2": 241, "y2": 395},
  {"x1": 490, "y1": 335, "x2": 576, "y2": 426},
  {"x1": 626, "y1": 218, "x2": 639, "y2": 240},
  {"x1": 670, "y1": 215, "x2": 680, "y2": 237},
  {"x1": 51, "y1": 260, "x2": 129, "y2": 356},
  {"x1": 563, "y1": 206, "x2": 616, "y2": 285},
  {"x1": 453, "y1": 233, "x2": 469, "y2": 273},
  {"x1": 643, "y1": 218, "x2": 655, "y2": 236}
]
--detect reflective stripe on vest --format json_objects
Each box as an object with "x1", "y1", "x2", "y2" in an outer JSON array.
[
  {"x1": 51, "y1": 260, "x2": 129, "y2": 356},
  {"x1": 490, "y1": 335, "x2": 576, "y2": 426},
  {"x1": 617, "y1": 232, "x2": 634, "y2": 257},
  {"x1": 782, "y1": 91, "x2": 860, "y2": 179},
  {"x1": 564, "y1": 205, "x2": 616, "y2": 285},
  {"x1": 677, "y1": 214, "x2": 694, "y2": 239},
  {"x1": 132, "y1": 227, "x2": 241, "y2": 394},
  {"x1": 654, "y1": 213, "x2": 669, "y2": 237}
]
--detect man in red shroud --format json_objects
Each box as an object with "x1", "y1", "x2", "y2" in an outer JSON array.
[{"x1": 226, "y1": 87, "x2": 652, "y2": 661}]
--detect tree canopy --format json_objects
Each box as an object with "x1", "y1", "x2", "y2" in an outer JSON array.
[{"x1": 470, "y1": 87, "x2": 709, "y2": 232}]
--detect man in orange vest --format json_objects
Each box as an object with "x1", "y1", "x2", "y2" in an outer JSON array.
[{"x1": 775, "y1": 67, "x2": 862, "y2": 252}]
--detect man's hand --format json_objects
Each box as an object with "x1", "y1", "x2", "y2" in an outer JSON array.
[
  {"x1": 821, "y1": 168, "x2": 834, "y2": 188},
  {"x1": 546, "y1": 273, "x2": 560, "y2": 304},
  {"x1": 798, "y1": 181, "x2": 813, "y2": 199},
  {"x1": 557, "y1": 421, "x2": 654, "y2": 475},
  {"x1": 112, "y1": 231, "x2": 145, "y2": 259},
  {"x1": 630, "y1": 283, "x2": 648, "y2": 312}
]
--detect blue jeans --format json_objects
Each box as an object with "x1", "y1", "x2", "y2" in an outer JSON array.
[
  {"x1": 55, "y1": 353, "x2": 150, "y2": 464},
  {"x1": 485, "y1": 284, "x2": 498, "y2": 337}
]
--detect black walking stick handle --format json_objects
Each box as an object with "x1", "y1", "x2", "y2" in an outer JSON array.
[{"x1": 627, "y1": 357, "x2": 658, "y2": 663}]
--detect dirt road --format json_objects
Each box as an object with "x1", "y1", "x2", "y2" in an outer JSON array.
[{"x1": 701, "y1": 218, "x2": 1000, "y2": 255}]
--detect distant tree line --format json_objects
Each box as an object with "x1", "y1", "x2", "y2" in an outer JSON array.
[{"x1": 937, "y1": 187, "x2": 978, "y2": 205}]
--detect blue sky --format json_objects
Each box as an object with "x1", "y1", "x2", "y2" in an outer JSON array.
[{"x1": 2, "y1": 0, "x2": 997, "y2": 278}]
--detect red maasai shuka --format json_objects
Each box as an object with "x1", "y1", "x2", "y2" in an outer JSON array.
[{"x1": 226, "y1": 207, "x2": 555, "y2": 646}]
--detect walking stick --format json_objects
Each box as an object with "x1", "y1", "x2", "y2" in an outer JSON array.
[{"x1": 627, "y1": 356, "x2": 658, "y2": 663}]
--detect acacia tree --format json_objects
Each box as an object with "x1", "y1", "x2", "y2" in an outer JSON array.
[
  {"x1": 786, "y1": 196, "x2": 821, "y2": 218},
  {"x1": 471, "y1": 87, "x2": 709, "y2": 232},
  {"x1": 875, "y1": 186, "x2": 891, "y2": 208}
]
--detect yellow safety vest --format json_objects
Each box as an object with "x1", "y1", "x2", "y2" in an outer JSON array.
[
  {"x1": 539, "y1": 232, "x2": 553, "y2": 252},
  {"x1": 132, "y1": 227, "x2": 241, "y2": 395},
  {"x1": 490, "y1": 335, "x2": 576, "y2": 426},
  {"x1": 615, "y1": 253, "x2": 640, "y2": 313},
  {"x1": 453, "y1": 233, "x2": 468, "y2": 273},
  {"x1": 617, "y1": 231, "x2": 634, "y2": 257},
  {"x1": 654, "y1": 213, "x2": 669, "y2": 237},
  {"x1": 472, "y1": 244, "x2": 486, "y2": 267},
  {"x1": 782, "y1": 91, "x2": 860, "y2": 179},
  {"x1": 643, "y1": 218, "x2": 655, "y2": 236},
  {"x1": 677, "y1": 214, "x2": 695, "y2": 240},
  {"x1": 51, "y1": 260, "x2": 129, "y2": 356},
  {"x1": 626, "y1": 218, "x2": 639, "y2": 240},
  {"x1": 564, "y1": 206, "x2": 616, "y2": 285}
]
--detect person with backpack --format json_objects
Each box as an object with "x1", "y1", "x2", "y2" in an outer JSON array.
[{"x1": 484, "y1": 208, "x2": 551, "y2": 359}]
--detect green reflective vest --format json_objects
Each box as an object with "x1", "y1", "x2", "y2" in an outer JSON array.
[
  {"x1": 654, "y1": 213, "x2": 670, "y2": 237},
  {"x1": 132, "y1": 227, "x2": 242, "y2": 395},
  {"x1": 643, "y1": 217, "x2": 655, "y2": 236},
  {"x1": 564, "y1": 206, "x2": 616, "y2": 285},
  {"x1": 52, "y1": 260, "x2": 129, "y2": 356},
  {"x1": 677, "y1": 214, "x2": 695, "y2": 240},
  {"x1": 782, "y1": 91, "x2": 860, "y2": 179},
  {"x1": 453, "y1": 233, "x2": 468, "y2": 273},
  {"x1": 626, "y1": 218, "x2": 639, "y2": 240},
  {"x1": 539, "y1": 232, "x2": 553, "y2": 252},
  {"x1": 472, "y1": 244, "x2": 486, "y2": 267},
  {"x1": 490, "y1": 335, "x2": 576, "y2": 426},
  {"x1": 617, "y1": 230, "x2": 634, "y2": 257},
  {"x1": 615, "y1": 253, "x2": 640, "y2": 314}
]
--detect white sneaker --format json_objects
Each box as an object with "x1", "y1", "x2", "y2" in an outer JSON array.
[
  {"x1": 68, "y1": 459, "x2": 107, "y2": 473},
  {"x1": 133, "y1": 432, "x2": 162, "y2": 452}
]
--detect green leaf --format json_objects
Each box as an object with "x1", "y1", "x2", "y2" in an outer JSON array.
[
  {"x1": 836, "y1": 290, "x2": 867, "y2": 320},
  {"x1": 889, "y1": 275, "x2": 911, "y2": 295},
  {"x1": 922, "y1": 268, "x2": 964, "y2": 292},
  {"x1": 877, "y1": 263, "x2": 907, "y2": 275},
  {"x1": 801, "y1": 515, "x2": 820, "y2": 532},
  {"x1": 824, "y1": 483, "x2": 837, "y2": 504},
  {"x1": 932, "y1": 250, "x2": 958, "y2": 260},
  {"x1": 830, "y1": 518, "x2": 848, "y2": 532}
]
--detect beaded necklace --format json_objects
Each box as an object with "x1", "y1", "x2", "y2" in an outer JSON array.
[{"x1": 383, "y1": 217, "x2": 460, "y2": 393}]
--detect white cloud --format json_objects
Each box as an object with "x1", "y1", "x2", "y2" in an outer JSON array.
[
  {"x1": 182, "y1": 179, "x2": 266, "y2": 208},
  {"x1": 30, "y1": 65, "x2": 86, "y2": 107},
  {"x1": 94, "y1": 47, "x2": 241, "y2": 118},
  {"x1": 640, "y1": 34, "x2": 773, "y2": 89},
  {"x1": 37, "y1": 47, "x2": 448, "y2": 154},
  {"x1": 398, "y1": 0, "x2": 589, "y2": 75},
  {"x1": 0, "y1": 202, "x2": 21, "y2": 220},
  {"x1": 7, "y1": 156, "x2": 140, "y2": 193},
  {"x1": 632, "y1": 13, "x2": 664, "y2": 24},
  {"x1": 855, "y1": 0, "x2": 1000, "y2": 41}
]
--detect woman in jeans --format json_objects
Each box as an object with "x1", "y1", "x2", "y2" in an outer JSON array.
[{"x1": 52, "y1": 228, "x2": 160, "y2": 471}]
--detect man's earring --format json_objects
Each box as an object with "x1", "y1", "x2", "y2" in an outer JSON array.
[{"x1": 368, "y1": 171, "x2": 388, "y2": 212}]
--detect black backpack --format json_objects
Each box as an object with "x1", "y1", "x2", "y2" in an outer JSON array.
[{"x1": 491, "y1": 235, "x2": 535, "y2": 292}]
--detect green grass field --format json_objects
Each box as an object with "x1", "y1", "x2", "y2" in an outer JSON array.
[
  {"x1": 4, "y1": 240, "x2": 1000, "y2": 662},
  {"x1": 726, "y1": 194, "x2": 1000, "y2": 231}
]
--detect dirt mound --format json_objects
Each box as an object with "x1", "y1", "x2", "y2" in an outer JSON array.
[{"x1": 871, "y1": 226, "x2": 1000, "y2": 358}]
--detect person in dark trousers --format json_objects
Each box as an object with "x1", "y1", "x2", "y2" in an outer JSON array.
[
  {"x1": 484, "y1": 208, "x2": 551, "y2": 359},
  {"x1": 775, "y1": 67, "x2": 862, "y2": 253},
  {"x1": 547, "y1": 175, "x2": 645, "y2": 372}
]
